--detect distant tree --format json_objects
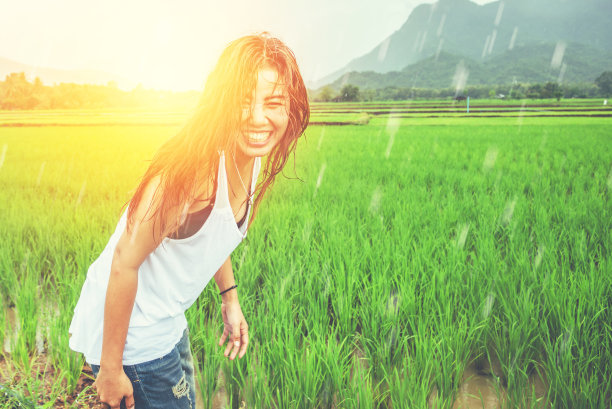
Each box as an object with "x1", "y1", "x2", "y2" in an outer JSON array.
[
  {"x1": 360, "y1": 88, "x2": 376, "y2": 102},
  {"x1": 1, "y1": 72, "x2": 32, "y2": 109},
  {"x1": 595, "y1": 71, "x2": 612, "y2": 97},
  {"x1": 318, "y1": 86, "x2": 335, "y2": 102},
  {"x1": 542, "y1": 82, "x2": 563, "y2": 101},
  {"x1": 526, "y1": 83, "x2": 543, "y2": 99},
  {"x1": 340, "y1": 84, "x2": 360, "y2": 102}
]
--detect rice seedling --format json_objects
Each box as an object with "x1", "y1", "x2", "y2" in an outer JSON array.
[{"x1": 0, "y1": 102, "x2": 609, "y2": 408}]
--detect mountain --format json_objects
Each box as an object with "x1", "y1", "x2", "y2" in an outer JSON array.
[
  {"x1": 0, "y1": 57, "x2": 135, "y2": 89},
  {"x1": 315, "y1": 0, "x2": 612, "y2": 88},
  {"x1": 330, "y1": 43, "x2": 612, "y2": 89}
]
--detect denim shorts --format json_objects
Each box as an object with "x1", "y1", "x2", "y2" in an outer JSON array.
[{"x1": 90, "y1": 327, "x2": 196, "y2": 409}]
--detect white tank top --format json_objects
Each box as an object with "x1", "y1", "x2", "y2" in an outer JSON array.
[{"x1": 68, "y1": 152, "x2": 261, "y2": 365}]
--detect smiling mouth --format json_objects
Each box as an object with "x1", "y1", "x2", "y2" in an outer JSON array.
[{"x1": 243, "y1": 131, "x2": 272, "y2": 145}]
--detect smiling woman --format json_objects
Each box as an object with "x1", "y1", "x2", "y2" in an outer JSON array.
[
  {"x1": 237, "y1": 68, "x2": 290, "y2": 159},
  {"x1": 67, "y1": 32, "x2": 309, "y2": 409}
]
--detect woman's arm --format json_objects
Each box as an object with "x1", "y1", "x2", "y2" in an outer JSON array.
[
  {"x1": 214, "y1": 257, "x2": 249, "y2": 360},
  {"x1": 95, "y1": 176, "x2": 170, "y2": 409}
]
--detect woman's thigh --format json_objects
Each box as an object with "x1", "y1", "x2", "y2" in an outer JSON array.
[{"x1": 89, "y1": 329, "x2": 196, "y2": 409}]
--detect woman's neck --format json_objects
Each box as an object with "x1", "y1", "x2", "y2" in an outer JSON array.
[{"x1": 227, "y1": 150, "x2": 255, "y2": 197}]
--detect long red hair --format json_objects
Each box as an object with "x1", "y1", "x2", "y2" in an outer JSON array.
[{"x1": 126, "y1": 33, "x2": 310, "y2": 241}]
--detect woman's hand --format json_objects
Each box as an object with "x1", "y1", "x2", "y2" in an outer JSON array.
[
  {"x1": 218, "y1": 299, "x2": 249, "y2": 360},
  {"x1": 93, "y1": 367, "x2": 135, "y2": 409}
]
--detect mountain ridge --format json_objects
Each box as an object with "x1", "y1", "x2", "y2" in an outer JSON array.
[
  {"x1": 315, "y1": 0, "x2": 612, "y2": 88},
  {"x1": 329, "y1": 42, "x2": 612, "y2": 90}
]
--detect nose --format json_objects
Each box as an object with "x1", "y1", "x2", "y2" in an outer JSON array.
[{"x1": 248, "y1": 103, "x2": 269, "y2": 127}]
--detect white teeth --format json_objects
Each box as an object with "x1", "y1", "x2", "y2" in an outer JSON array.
[{"x1": 247, "y1": 132, "x2": 270, "y2": 142}]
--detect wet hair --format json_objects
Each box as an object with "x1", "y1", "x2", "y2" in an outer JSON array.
[{"x1": 126, "y1": 32, "x2": 310, "y2": 241}]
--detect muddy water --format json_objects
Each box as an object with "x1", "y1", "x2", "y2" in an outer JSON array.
[
  {"x1": 451, "y1": 363, "x2": 506, "y2": 409},
  {"x1": 3, "y1": 307, "x2": 18, "y2": 354},
  {"x1": 450, "y1": 356, "x2": 548, "y2": 409},
  {"x1": 3, "y1": 304, "x2": 60, "y2": 355}
]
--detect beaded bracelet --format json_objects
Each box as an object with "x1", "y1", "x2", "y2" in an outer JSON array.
[{"x1": 219, "y1": 284, "x2": 238, "y2": 296}]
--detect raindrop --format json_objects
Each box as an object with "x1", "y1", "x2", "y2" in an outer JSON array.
[
  {"x1": 606, "y1": 166, "x2": 612, "y2": 190},
  {"x1": 76, "y1": 180, "x2": 87, "y2": 206},
  {"x1": 540, "y1": 131, "x2": 548, "y2": 151},
  {"x1": 414, "y1": 31, "x2": 423, "y2": 52},
  {"x1": 481, "y1": 35, "x2": 491, "y2": 59},
  {"x1": 314, "y1": 163, "x2": 326, "y2": 197},
  {"x1": 501, "y1": 196, "x2": 517, "y2": 225},
  {"x1": 482, "y1": 146, "x2": 499, "y2": 171},
  {"x1": 340, "y1": 72, "x2": 351, "y2": 87},
  {"x1": 487, "y1": 29, "x2": 497, "y2": 55},
  {"x1": 428, "y1": 3, "x2": 437, "y2": 23},
  {"x1": 0, "y1": 144, "x2": 7, "y2": 169},
  {"x1": 435, "y1": 38, "x2": 444, "y2": 61},
  {"x1": 279, "y1": 270, "x2": 292, "y2": 298},
  {"x1": 385, "y1": 132, "x2": 395, "y2": 159},
  {"x1": 377, "y1": 37, "x2": 391, "y2": 62},
  {"x1": 369, "y1": 185, "x2": 382, "y2": 214},
  {"x1": 482, "y1": 292, "x2": 495, "y2": 320},
  {"x1": 452, "y1": 60, "x2": 469, "y2": 95},
  {"x1": 604, "y1": 99, "x2": 608, "y2": 106},
  {"x1": 534, "y1": 244, "x2": 545, "y2": 269},
  {"x1": 302, "y1": 219, "x2": 313, "y2": 243},
  {"x1": 386, "y1": 326, "x2": 398, "y2": 351},
  {"x1": 494, "y1": 1, "x2": 505, "y2": 26},
  {"x1": 437, "y1": 14, "x2": 446, "y2": 37},
  {"x1": 559, "y1": 329, "x2": 572, "y2": 355},
  {"x1": 321, "y1": 262, "x2": 331, "y2": 297},
  {"x1": 4, "y1": 307, "x2": 18, "y2": 354},
  {"x1": 550, "y1": 41, "x2": 566, "y2": 70},
  {"x1": 419, "y1": 31, "x2": 428, "y2": 53},
  {"x1": 385, "y1": 114, "x2": 400, "y2": 159},
  {"x1": 129, "y1": 219, "x2": 141, "y2": 246},
  {"x1": 36, "y1": 325, "x2": 45, "y2": 354},
  {"x1": 517, "y1": 100, "x2": 526, "y2": 130},
  {"x1": 238, "y1": 244, "x2": 249, "y2": 267},
  {"x1": 386, "y1": 290, "x2": 399, "y2": 316},
  {"x1": 494, "y1": 170, "x2": 503, "y2": 190},
  {"x1": 455, "y1": 223, "x2": 470, "y2": 249},
  {"x1": 558, "y1": 62, "x2": 567, "y2": 83},
  {"x1": 317, "y1": 128, "x2": 325, "y2": 151},
  {"x1": 508, "y1": 26, "x2": 518, "y2": 50},
  {"x1": 179, "y1": 202, "x2": 191, "y2": 226},
  {"x1": 36, "y1": 162, "x2": 46, "y2": 186},
  {"x1": 404, "y1": 152, "x2": 413, "y2": 164}
]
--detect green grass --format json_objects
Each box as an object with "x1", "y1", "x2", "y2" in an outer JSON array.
[{"x1": 0, "y1": 102, "x2": 610, "y2": 408}]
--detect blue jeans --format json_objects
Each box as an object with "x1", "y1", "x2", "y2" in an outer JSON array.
[{"x1": 90, "y1": 328, "x2": 196, "y2": 409}]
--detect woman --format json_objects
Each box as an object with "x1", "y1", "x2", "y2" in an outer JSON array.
[{"x1": 68, "y1": 32, "x2": 309, "y2": 409}]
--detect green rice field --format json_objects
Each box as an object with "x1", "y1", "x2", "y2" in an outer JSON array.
[{"x1": 0, "y1": 99, "x2": 611, "y2": 408}]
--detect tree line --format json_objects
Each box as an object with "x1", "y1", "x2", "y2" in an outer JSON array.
[
  {"x1": 2, "y1": 71, "x2": 611, "y2": 109},
  {"x1": 313, "y1": 71, "x2": 612, "y2": 102},
  {"x1": 0, "y1": 72, "x2": 199, "y2": 110}
]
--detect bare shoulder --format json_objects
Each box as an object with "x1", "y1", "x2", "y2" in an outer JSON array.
[{"x1": 113, "y1": 175, "x2": 173, "y2": 270}]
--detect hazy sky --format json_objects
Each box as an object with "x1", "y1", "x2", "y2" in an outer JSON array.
[{"x1": 1, "y1": 0, "x2": 494, "y2": 90}]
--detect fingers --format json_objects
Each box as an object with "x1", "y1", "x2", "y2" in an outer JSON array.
[
  {"x1": 239, "y1": 331, "x2": 249, "y2": 359},
  {"x1": 126, "y1": 393, "x2": 136, "y2": 409},
  {"x1": 223, "y1": 326, "x2": 241, "y2": 360},
  {"x1": 229, "y1": 326, "x2": 241, "y2": 360},
  {"x1": 100, "y1": 399, "x2": 120, "y2": 409},
  {"x1": 218, "y1": 327, "x2": 229, "y2": 346},
  {"x1": 223, "y1": 333, "x2": 235, "y2": 358}
]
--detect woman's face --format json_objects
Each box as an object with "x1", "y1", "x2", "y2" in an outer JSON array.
[{"x1": 236, "y1": 67, "x2": 290, "y2": 158}]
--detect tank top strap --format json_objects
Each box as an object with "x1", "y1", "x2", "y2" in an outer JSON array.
[
  {"x1": 215, "y1": 151, "x2": 231, "y2": 209},
  {"x1": 250, "y1": 156, "x2": 261, "y2": 201}
]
